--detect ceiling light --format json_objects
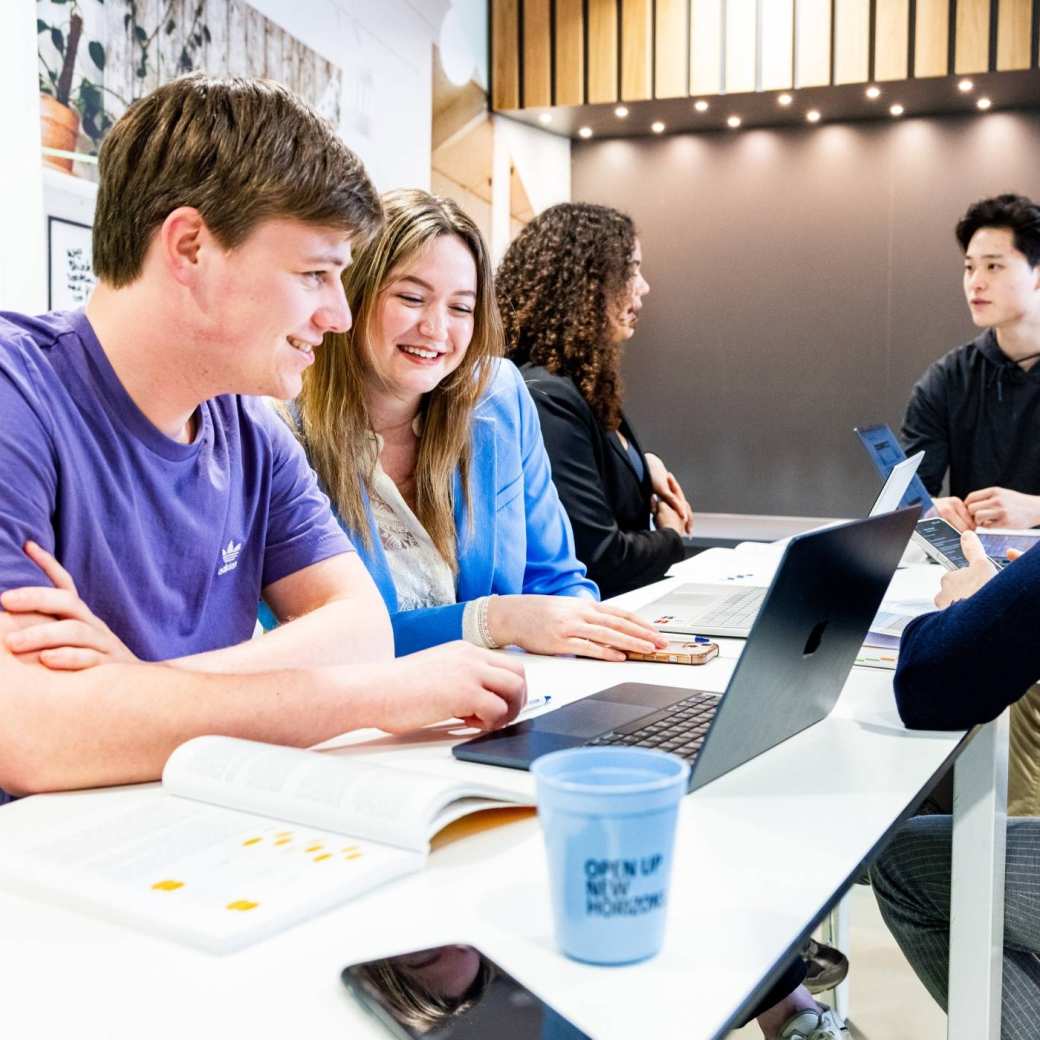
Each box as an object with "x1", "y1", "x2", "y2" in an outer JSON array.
[
  {"x1": 578, "y1": 126, "x2": 593, "y2": 139},
  {"x1": 806, "y1": 109, "x2": 821, "y2": 123},
  {"x1": 726, "y1": 115, "x2": 742, "y2": 129},
  {"x1": 538, "y1": 112, "x2": 552, "y2": 125},
  {"x1": 778, "y1": 93, "x2": 793, "y2": 107},
  {"x1": 650, "y1": 120, "x2": 665, "y2": 134},
  {"x1": 977, "y1": 97, "x2": 992, "y2": 111},
  {"x1": 614, "y1": 105, "x2": 629, "y2": 118},
  {"x1": 889, "y1": 103, "x2": 904, "y2": 117},
  {"x1": 865, "y1": 85, "x2": 881, "y2": 100},
  {"x1": 958, "y1": 79, "x2": 974, "y2": 93},
  {"x1": 694, "y1": 99, "x2": 709, "y2": 113}
]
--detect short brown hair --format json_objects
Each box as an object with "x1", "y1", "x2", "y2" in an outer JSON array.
[{"x1": 93, "y1": 73, "x2": 382, "y2": 287}]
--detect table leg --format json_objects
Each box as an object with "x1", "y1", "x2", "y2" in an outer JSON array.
[{"x1": 948, "y1": 713, "x2": 1009, "y2": 1040}]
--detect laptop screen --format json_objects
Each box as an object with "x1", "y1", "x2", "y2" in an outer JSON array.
[{"x1": 855, "y1": 423, "x2": 935, "y2": 513}]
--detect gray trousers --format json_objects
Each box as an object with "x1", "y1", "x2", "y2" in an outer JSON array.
[{"x1": 870, "y1": 814, "x2": 1040, "y2": 1040}]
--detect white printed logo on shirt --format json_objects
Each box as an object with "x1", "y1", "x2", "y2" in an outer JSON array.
[{"x1": 218, "y1": 539, "x2": 242, "y2": 576}]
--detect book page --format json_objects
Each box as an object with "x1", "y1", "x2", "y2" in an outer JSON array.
[
  {"x1": 164, "y1": 737, "x2": 532, "y2": 851},
  {"x1": 0, "y1": 793, "x2": 421, "y2": 953}
]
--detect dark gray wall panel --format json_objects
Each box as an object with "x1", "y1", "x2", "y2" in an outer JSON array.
[{"x1": 571, "y1": 112, "x2": 1040, "y2": 516}]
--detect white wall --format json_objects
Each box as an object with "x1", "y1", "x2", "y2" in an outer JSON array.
[
  {"x1": 1, "y1": 0, "x2": 46, "y2": 313},
  {"x1": 251, "y1": 0, "x2": 450, "y2": 191}
]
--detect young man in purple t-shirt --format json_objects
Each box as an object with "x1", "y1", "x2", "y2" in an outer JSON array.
[{"x1": 0, "y1": 74, "x2": 524, "y2": 801}]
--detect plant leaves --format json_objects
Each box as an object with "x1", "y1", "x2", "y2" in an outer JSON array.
[
  {"x1": 134, "y1": 25, "x2": 147, "y2": 43},
  {"x1": 37, "y1": 19, "x2": 48, "y2": 34},
  {"x1": 50, "y1": 28, "x2": 64, "y2": 55},
  {"x1": 202, "y1": 26, "x2": 212, "y2": 44},
  {"x1": 88, "y1": 41, "x2": 105, "y2": 70}
]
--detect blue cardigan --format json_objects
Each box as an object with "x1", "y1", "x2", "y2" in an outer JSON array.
[{"x1": 349, "y1": 360, "x2": 597, "y2": 654}]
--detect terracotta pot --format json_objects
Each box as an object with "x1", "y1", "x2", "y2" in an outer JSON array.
[{"x1": 40, "y1": 94, "x2": 81, "y2": 174}]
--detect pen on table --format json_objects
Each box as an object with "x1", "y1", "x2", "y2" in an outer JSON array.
[{"x1": 519, "y1": 695, "x2": 553, "y2": 717}]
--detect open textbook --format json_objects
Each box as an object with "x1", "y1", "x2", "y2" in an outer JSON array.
[{"x1": 0, "y1": 737, "x2": 533, "y2": 954}]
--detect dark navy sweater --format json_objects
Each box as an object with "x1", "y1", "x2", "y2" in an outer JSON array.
[{"x1": 895, "y1": 543, "x2": 1040, "y2": 729}]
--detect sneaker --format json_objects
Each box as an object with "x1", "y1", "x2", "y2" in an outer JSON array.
[
  {"x1": 777, "y1": 1002, "x2": 845, "y2": 1039},
  {"x1": 802, "y1": 939, "x2": 849, "y2": 994}
]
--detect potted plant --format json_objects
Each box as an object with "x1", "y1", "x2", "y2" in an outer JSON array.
[{"x1": 38, "y1": 4, "x2": 111, "y2": 174}]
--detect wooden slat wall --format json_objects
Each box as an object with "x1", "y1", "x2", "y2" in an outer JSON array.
[
  {"x1": 491, "y1": 0, "x2": 1035, "y2": 112},
  {"x1": 555, "y1": 0, "x2": 585, "y2": 106},
  {"x1": 874, "y1": 0, "x2": 910, "y2": 81},
  {"x1": 914, "y1": 0, "x2": 950, "y2": 77},
  {"x1": 492, "y1": 0, "x2": 520, "y2": 110},
  {"x1": 760, "y1": 0, "x2": 795, "y2": 92},
  {"x1": 725, "y1": 0, "x2": 757, "y2": 93},
  {"x1": 956, "y1": 0, "x2": 992, "y2": 73},
  {"x1": 523, "y1": 0, "x2": 552, "y2": 107},
  {"x1": 587, "y1": 0, "x2": 619, "y2": 103},
  {"x1": 997, "y1": 0, "x2": 1033, "y2": 70},
  {"x1": 834, "y1": 0, "x2": 871, "y2": 84},
  {"x1": 795, "y1": 0, "x2": 833, "y2": 87},
  {"x1": 690, "y1": 0, "x2": 724, "y2": 96},
  {"x1": 621, "y1": 0, "x2": 653, "y2": 101},
  {"x1": 654, "y1": 0, "x2": 689, "y2": 98}
]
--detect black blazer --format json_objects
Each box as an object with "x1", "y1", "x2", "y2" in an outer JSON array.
[{"x1": 520, "y1": 364, "x2": 686, "y2": 598}]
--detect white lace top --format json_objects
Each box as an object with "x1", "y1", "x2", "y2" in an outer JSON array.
[{"x1": 366, "y1": 431, "x2": 491, "y2": 646}]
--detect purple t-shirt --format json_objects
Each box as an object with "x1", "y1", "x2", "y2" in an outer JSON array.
[{"x1": 0, "y1": 309, "x2": 352, "y2": 662}]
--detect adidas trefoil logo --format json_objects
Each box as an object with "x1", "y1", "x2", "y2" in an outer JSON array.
[{"x1": 218, "y1": 539, "x2": 242, "y2": 576}]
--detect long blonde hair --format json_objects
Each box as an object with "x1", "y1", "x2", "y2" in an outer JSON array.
[{"x1": 298, "y1": 189, "x2": 501, "y2": 570}]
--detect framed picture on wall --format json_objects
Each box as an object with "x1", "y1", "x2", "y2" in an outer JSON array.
[{"x1": 47, "y1": 216, "x2": 96, "y2": 310}]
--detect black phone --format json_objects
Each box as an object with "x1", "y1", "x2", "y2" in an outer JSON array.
[
  {"x1": 912, "y1": 517, "x2": 1007, "y2": 571},
  {"x1": 341, "y1": 944, "x2": 592, "y2": 1039}
]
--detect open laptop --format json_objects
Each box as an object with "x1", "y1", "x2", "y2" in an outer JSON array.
[
  {"x1": 454, "y1": 507, "x2": 919, "y2": 793},
  {"x1": 856, "y1": 422, "x2": 1040, "y2": 562},
  {"x1": 634, "y1": 450, "x2": 923, "y2": 639},
  {"x1": 855, "y1": 423, "x2": 935, "y2": 513}
]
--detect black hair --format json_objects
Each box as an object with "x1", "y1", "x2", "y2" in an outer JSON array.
[{"x1": 955, "y1": 193, "x2": 1040, "y2": 267}]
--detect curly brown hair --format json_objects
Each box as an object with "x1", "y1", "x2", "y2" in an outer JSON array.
[{"x1": 496, "y1": 202, "x2": 637, "y2": 430}]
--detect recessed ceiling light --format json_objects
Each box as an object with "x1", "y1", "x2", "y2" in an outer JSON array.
[
  {"x1": 650, "y1": 120, "x2": 665, "y2": 134},
  {"x1": 694, "y1": 99, "x2": 709, "y2": 113},
  {"x1": 806, "y1": 109, "x2": 821, "y2": 123},
  {"x1": 889, "y1": 103, "x2": 904, "y2": 117},
  {"x1": 538, "y1": 112, "x2": 552, "y2": 125},
  {"x1": 977, "y1": 97, "x2": 992, "y2": 110},
  {"x1": 727, "y1": 115, "x2": 742, "y2": 129},
  {"x1": 865, "y1": 85, "x2": 881, "y2": 100},
  {"x1": 958, "y1": 79, "x2": 974, "y2": 93},
  {"x1": 578, "y1": 126, "x2": 593, "y2": 139},
  {"x1": 778, "y1": 93, "x2": 793, "y2": 107},
  {"x1": 614, "y1": 105, "x2": 629, "y2": 118}
]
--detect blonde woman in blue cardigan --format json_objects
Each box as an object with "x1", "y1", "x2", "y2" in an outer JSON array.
[{"x1": 293, "y1": 190, "x2": 666, "y2": 658}]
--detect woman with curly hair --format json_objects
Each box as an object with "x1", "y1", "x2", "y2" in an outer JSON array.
[
  {"x1": 290, "y1": 189, "x2": 666, "y2": 660},
  {"x1": 497, "y1": 202, "x2": 696, "y2": 598}
]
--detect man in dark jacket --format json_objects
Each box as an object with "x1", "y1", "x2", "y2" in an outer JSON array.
[{"x1": 902, "y1": 194, "x2": 1040, "y2": 531}]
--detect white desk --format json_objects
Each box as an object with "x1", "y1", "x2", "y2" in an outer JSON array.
[{"x1": 0, "y1": 553, "x2": 982, "y2": 1040}]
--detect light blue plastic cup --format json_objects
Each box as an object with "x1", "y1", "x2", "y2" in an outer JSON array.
[{"x1": 532, "y1": 747, "x2": 689, "y2": 965}]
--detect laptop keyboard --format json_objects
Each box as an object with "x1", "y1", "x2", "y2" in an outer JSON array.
[
  {"x1": 656, "y1": 587, "x2": 765, "y2": 630},
  {"x1": 585, "y1": 691, "x2": 719, "y2": 763}
]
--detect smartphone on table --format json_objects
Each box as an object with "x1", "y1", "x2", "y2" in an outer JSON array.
[
  {"x1": 912, "y1": 517, "x2": 1008, "y2": 571},
  {"x1": 627, "y1": 638, "x2": 720, "y2": 665},
  {"x1": 342, "y1": 944, "x2": 592, "y2": 1039}
]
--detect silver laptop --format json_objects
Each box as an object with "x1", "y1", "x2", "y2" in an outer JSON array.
[{"x1": 637, "y1": 452, "x2": 924, "y2": 639}]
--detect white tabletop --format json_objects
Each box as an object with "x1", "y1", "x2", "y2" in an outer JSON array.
[{"x1": 0, "y1": 556, "x2": 968, "y2": 1040}]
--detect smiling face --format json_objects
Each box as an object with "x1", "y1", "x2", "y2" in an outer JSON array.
[
  {"x1": 607, "y1": 238, "x2": 650, "y2": 344},
  {"x1": 201, "y1": 217, "x2": 354, "y2": 399},
  {"x1": 364, "y1": 233, "x2": 478, "y2": 408},
  {"x1": 963, "y1": 227, "x2": 1040, "y2": 332}
]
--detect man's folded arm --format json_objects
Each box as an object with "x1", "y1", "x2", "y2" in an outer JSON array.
[
  {"x1": 0, "y1": 612, "x2": 390, "y2": 797},
  {"x1": 173, "y1": 553, "x2": 394, "y2": 673}
]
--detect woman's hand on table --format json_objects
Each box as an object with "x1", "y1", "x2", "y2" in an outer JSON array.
[
  {"x1": 0, "y1": 541, "x2": 138, "y2": 670},
  {"x1": 486, "y1": 595, "x2": 668, "y2": 662}
]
